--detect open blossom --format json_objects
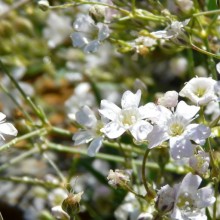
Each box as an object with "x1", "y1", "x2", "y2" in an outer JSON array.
[
  {"x1": 72, "y1": 106, "x2": 104, "y2": 157},
  {"x1": 179, "y1": 77, "x2": 218, "y2": 106},
  {"x1": 172, "y1": 173, "x2": 215, "y2": 220},
  {"x1": 0, "y1": 112, "x2": 17, "y2": 143},
  {"x1": 99, "y1": 90, "x2": 160, "y2": 141},
  {"x1": 71, "y1": 14, "x2": 110, "y2": 53},
  {"x1": 158, "y1": 173, "x2": 215, "y2": 220},
  {"x1": 151, "y1": 19, "x2": 190, "y2": 43},
  {"x1": 147, "y1": 101, "x2": 210, "y2": 160}
]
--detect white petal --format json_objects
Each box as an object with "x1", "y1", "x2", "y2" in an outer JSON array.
[
  {"x1": 186, "y1": 124, "x2": 211, "y2": 145},
  {"x1": 0, "y1": 112, "x2": 6, "y2": 122},
  {"x1": 121, "y1": 90, "x2": 141, "y2": 109},
  {"x1": 75, "y1": 106, "x2": 97, "y2": 128},
  {"x1": 179, "y1": 173, "x2": 202, "y2": 196},
  {"x1": 87, "y1": 137, "x2": 103, "y2": 157},
  {"x1": 169, "y1": 136, "x2": 193, "y2": 160},
  {"x1": 196, "y1": 187, "x2": 215, "y2": 208},
  {"x1": 176, "y1": 101, "x2": 200, "y2": 120},
  {"x1": 73, "y1": 131, "x2": 93, "y2": 145},
  {"x1": 129, "y1": 120, "x2": 153, "y2": 141},
  {"x1": 147, "y1": 125, "x2": 169, "y2": 148},
  {"x1": 101, "y1": 122, "x2": 125, "y2": 139},
  {"x1": 84, "y1": 40, "x2": 100, "y2": 53},
  {"x1": 99, "y1": 100, "x2": 121, "y2": 121},
  {"x1": 98, "y1": 24, "x2": 110, "y2": 41},
  {"x1": 0, "y1": 123, "x2": 17, "y2": 137}
]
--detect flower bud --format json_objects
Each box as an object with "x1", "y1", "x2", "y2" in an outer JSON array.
[
  {"x1": 61, "y1": 191, "x2": 83, "y2": 217},
  {"x1": 157, "y1": 91, "x2": 178, "y2": 108},
  {"x1": 38, "y1": 0, "x2": 50, "y2": 11},
  {"x1": 156, "y1": 185, "x2": 175, "y2": 213},
  {"x1": 51, "y1": 205, "x2": 70, "y2": 220},
  {"x1": 89, "y1": 5, "x2": 106, "y2": 23},
  {"x1": 107, "y1": 169, "x2": 131, "y2": 189}
]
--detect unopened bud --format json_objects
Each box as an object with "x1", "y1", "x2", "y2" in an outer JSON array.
[
  {"x1": 38, "y1": 0, "x2": 50, "y2": 11},
  {"x1": 89, "y1": 5, "x2": 106, "y2": 23},
  {"x1": 62, "y1": 191, "x2": 83, "y2": 217}
]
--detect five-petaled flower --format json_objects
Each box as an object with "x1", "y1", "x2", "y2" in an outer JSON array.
[
  {"x1": 147, "y1": 101, "x2": 210, "y2": 160},
  {"x1": 99, "y1": 90, "x2": 160, "y2": 141}
]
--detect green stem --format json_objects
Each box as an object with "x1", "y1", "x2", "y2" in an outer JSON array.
[
  {"x1": 0, "y1": 61, "x2": 49, "y2": 124},
  {"x1": 0, "y1": 176, "x2": 61, "y2": 188},
  {"x1": 193, "y1": 9, "x2": 220, "y2": 17},
  {"x1": 0, "y1": 83, "x2": 33, "y2": 123},
  {"x1": 49, "y1": 1, "x2": 130, "y2": 15},
  {"x1": 0, "y1": 127, "x2": 47, "y2": 152},
  {"x1": 131, "y1": 0, "x2": 136, "y2": 14},
  {"x1": 0, "y1": 147, "x2": 39, "y2": 172},
  {"x1": 43, "y1": 152, "x2": 66, "y2": 183}
]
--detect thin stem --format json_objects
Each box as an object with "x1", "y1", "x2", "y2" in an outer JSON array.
[
  {"x1": 0, "y1": 83, "x2": 33, "y2": 123},
  {"x1": 131, "y1": 0, "x2": 136, "y2": 14},
  {"x1": 0, "y1": 147, "x2": 39, "y2": 172},
  {"x1": 43, "y1": 152, "x2": 66, "y2": 183},
  {"x1": 190, "y1": 43, "x2": 220, "y2": 59},
  {"x1": 0, "y1": 127, "x2": 47, "y2": 152},
  {"x1": 49, "y1": 1, "x2": 130, "y2": 15},
  {"x1": 0, "y1": 61, "x2": 49, "y2": 124},
  {"x1": 193, "y1": 9, "x2": 220, "y2": 17},
  {"x1": 0, "y1": 176, "x2": 61, "y2": 188}
]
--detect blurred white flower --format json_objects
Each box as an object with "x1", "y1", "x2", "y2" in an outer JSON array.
[
  {"x1": 189, "y1": 151, "x2": 210, "y2": 176},
  {"x1": 71, "y1": 14, "x2": 110, "y2": 53},
  {"x1": 48, "y1": 188, "x2": 68, "y2": 207},
  {"x1": 147, "y1": 101, "x2": 210, "y2": 160},
  {"x1": 107, "y1": 169, "x2": 131, "y2": 188},
  {"x1": 0, "y1": 112, "x2": 17, "y2": 143},
  {"x1": 151, "y1": 19, "x2": 190, "y2": 42},
  {"x1": 157, "y1": 90, "x2": 178, "y2": 108},
  {"x1": 99, "y1": 90, "x2": 160, "y2": 141},
  {"x1": 194, "y1": 66, "x2": 208, "y2": 77},
  {"x1": 43, "y1": 12, "x2": 72, "y2": 48},
  {"x1": 72, "y1": 106, "x2": 104, "y2": 156},
  {"x1": 51, "y1": 205, "x2": 70, "y2": 220},
  {"x1": 176, "y1": 0, "x2": 194, "y2": 13},
  {"x1": 216, "y1": 62, "x2": 220, "y2": 74},
  {"x1": 65, "y1": 83, "x2": 96, "y2": 120},
  {"x1": 171, "y1": 173, "x2": 215, "y2": 220},
  {"x1": 169, "y1": 57, "x2": 188, "y2": 76},
  {"x1": 179, "y1": 77, "x2": 218, "y2": 106}
]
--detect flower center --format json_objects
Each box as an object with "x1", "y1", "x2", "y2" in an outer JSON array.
[
  {"x1": 177, "y1": 192, "x2": 196, "y2": 213},
  {"x1": 120, "y1": 108, "x2": 140, "y2": 128},
  {"x1": 167, "y1": 115, "x2": 187, "y2": 137},
  {"x1": 194, "y1": 87, "x2": 206, "y2": 97}
]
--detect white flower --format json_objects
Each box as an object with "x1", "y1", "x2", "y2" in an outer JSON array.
[
  {"x1": 51, "y1": 205, "x2": 70, "y2": 220},
  {"x1": 176, "y1": 0, "x2": 194, "y2": 13},
  {"x1": 43, "y1": 12, "x2": 72, "y2": 48},
  {"x1": 156, "y1": 185, "x2": 176, "y2": 213},
  {"x1": 147, "y1": 101, "x2": 211, "y2": 160},
  {"x1": 179, "y1": 77, "x2": 218, "y2": 106},
  {"x1": 171, "y1": 173, "x2": 215, "y2": 220},
  {"x1": 72, "y1": 106, "x2": 104, "y2": 157},
  {"x1": 99, "y1": 90, "x2": 160, "y2": 141},
  {"x1": 0, "y1": 112, "x2": 17, "y2": 142},
  {"x1": 189, "y1": 151, "x2": 210, "y2": 176},
  {"x1": 157, "y1": 91, "x2": 178, "y2": 108},
  {"x1": 107, "y1": 169, "x2": 131, "y2": 188},
  {"x1": 151, "y1": 19, "x2": 190, "y2": 41},
  {"x1": 170, "y1": 57, "x2": 188, "y2": 76},
  {"x1": 71, "y1": 14, "x2": 110, "y2": 53},
  {"x1": 216, "y1": 62, "x2": 220, "y2": 74}
]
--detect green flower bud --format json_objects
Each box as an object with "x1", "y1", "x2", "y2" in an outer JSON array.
[{"x1": 38, "y1": 0, "x2": 50, "y2": 11}]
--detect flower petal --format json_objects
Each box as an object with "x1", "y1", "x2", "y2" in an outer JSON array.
[
  {"x1": 169, "y1": 136, "x2": 194, "y2": 160},
  {"x1": 71, "y1": 32, "x2": 88, "y2": 48},
  {"x1": 129, "y1": 120, "x2": 153, "y2": 141},
  {"x1": 147, "y1": 125, "x2": 169, "y2": 148},
  {"x1": 101, "y1": 122, "x2": 125, "y2": 139},
  {"x1": 0, "y1": 112, "x2": 6, "y2": 122},
  {"x1": 87, "y1": 137, "x2": 103, "y2": 157},
  {"x1": 99, "y1": 100, "x2": 121, "y2": 121},
  {"x1": 186, "y1": 124, "x2": 211, "y2": 145},
  {"x1": 178, "y1": 173, "x2": 202, "y2": 196},
  {"x1": 0, "y1": 123, "x2": 17, "y2": 137},
  {"x1": 84, "y1": 40, "x2": 100, "y2": 53},
  {"x1": 75, "y1": 106, "x2": 97, "y2": 128},
  {"x1": 98, "y1": 24, "x2": 110, "y2": 41},
  {"x1": 176, "y1": 101, "x2": 200, "y2": 120},
  {"x1": 196, "y1": 186, "x2": 215, "y2": 208},
  {"x1": 121, "y1": 90, "x2": 141, "y2": 109},
  {"x1": 73, "y1": 131, "x2": 93, "y2": 145}
]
